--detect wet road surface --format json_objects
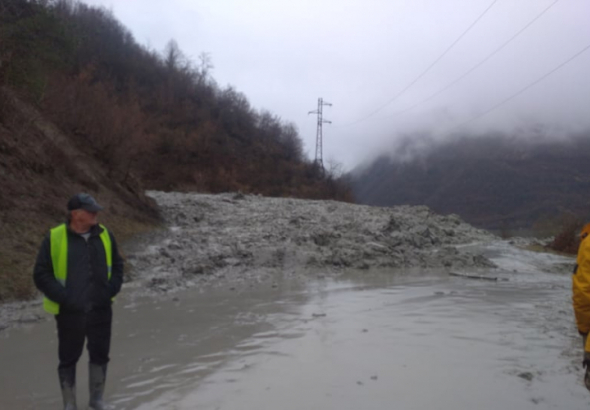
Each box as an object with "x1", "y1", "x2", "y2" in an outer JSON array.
[{"x1": 0, "y1": 243, "x2": 588, "y2": 409}]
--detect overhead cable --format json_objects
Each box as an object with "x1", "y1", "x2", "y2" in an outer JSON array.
[
  {"x1": 342, "y1": 0, "x2": 499, "y2": 127},
  {"x1": 445, "y1": 43, "x2": 590, "y2": 134},
  {"x1": 383, "y1": 0, "x2": 560, "y2": 120}
]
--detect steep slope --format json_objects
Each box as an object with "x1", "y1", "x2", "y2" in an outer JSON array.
[
  {"x1": 0, "y1": 88, "x2": 160, "y2": 300},
  {"x1": 352, "y1": 134, "x2": 590, "y2": 231}
]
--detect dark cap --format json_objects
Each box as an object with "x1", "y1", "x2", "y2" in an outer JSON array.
[{"x1": 67, "y1": 193, "x2": 103, "y2": 212}]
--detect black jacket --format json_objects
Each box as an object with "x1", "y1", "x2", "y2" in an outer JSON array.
[{"x1": 33, "y1": 223, "x2": 124, "y2": 313}]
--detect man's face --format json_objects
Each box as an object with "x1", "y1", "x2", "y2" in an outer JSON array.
[{"x1": 72, "y1": 209, "x2": 99, "y2": 227}]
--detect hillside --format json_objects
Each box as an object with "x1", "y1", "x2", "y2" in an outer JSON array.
[
  {"x1": 1, "y1": 0, "x2": 350, "y2": 200},
  {"x1": 352, "y1": 133, "x2": 590, "y2": 232},
  {"x1": 0, "y1": 0, "x2": 351, "y2": 301},
  {"x1": 0, "y1": 87, "x2": 161, "y2": 300}
]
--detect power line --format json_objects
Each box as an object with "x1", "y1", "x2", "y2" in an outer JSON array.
[
  {"x1": 444, "y1": 42, "x2": 590, "y2": 135},
  {"x1": 382, "y1": 0, "x2": 560, "y2": 120},
  {"x1": 343, "y1": 0, "x2": 499, "y2": 127}
]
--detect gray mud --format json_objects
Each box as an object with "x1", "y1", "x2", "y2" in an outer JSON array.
[{"x1": 125, "y1": 191, "x2": 497, "y2": 295}]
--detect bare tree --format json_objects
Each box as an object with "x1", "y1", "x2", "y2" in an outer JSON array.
[
  {"x1": 279, "y1": 122, "x2": 303, "y2": 161},
  {"x1": 164, "y1": 39, "x2": 184, "y2": 72},
  {"x1": 197, "y1": 52, "x2": 213, "y2": 82}
]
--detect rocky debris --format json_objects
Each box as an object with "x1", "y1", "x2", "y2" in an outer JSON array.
[
  {"x1": 125, "y1": 192, "x2": 497, "y2": 293},
  {"x1": 17, "y1": 313, "x2": 42, "y2": 324},
  {"x1": 508, "y1": 237, "x2": 553, "y2": 248},
  {"x1": 517, "y1": 371, "x2": 534, "y2": 382},
  {"x1": 449, "y1": 272, "x2": 499, "y2": 281},
  {"x1": 0, "y1": 300, "x2": 45, "y2": 330}
]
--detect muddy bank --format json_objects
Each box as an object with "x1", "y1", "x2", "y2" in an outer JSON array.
[
  {"x1": 0, "y1": 192, "x2": 499, "y2": 330},
  {"x1": 125, "y1": 191, "x2": 497, "y2": 294},
  {"x1": 0, "y1": 192, "x2": 562, "y2": 333}
]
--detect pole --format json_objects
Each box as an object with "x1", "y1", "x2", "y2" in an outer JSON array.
[{"x1": 308, "y1": 98, "x2": 332, "y2": 172}]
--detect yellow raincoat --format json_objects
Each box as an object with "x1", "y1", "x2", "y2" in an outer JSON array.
[{"x1": 573, "y1": 223, "x2": 590, "y2": 353}]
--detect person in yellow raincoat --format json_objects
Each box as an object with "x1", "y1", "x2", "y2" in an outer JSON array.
[{"x1": 573, "y1": 223, "x2": 590, "y2": 391}]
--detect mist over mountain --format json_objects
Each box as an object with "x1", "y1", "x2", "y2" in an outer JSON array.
[{"x1": 351, "y1": 132, "x2": 590, "y2": 232}]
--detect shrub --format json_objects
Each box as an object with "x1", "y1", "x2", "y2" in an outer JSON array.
[{"x1": 547, "y1": 216, "x2": 584, "y2": 254}]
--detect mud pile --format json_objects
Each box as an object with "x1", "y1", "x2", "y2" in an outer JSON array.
[{"x1": 126, "y1": 192, "x2": 497, "y2": 292}]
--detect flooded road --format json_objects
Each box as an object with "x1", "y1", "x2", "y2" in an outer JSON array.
[{"x1": 1, "y1": 242, "x2": 588, "y2": 409}]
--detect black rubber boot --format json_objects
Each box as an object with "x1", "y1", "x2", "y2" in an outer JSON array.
[
  {"x1": 58, "y1": 366, "x2": 77, "y2": 410},
  {"x1": 89, "y1": 363, "x2": 110, "y2": 410},
  {"x1": 584, "y1": 360, "x2": 590, "y2": 392}
]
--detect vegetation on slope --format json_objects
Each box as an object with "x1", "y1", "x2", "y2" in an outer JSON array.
[{"x1": 1, "y1": 0, "x2": 352, "y2": 199}]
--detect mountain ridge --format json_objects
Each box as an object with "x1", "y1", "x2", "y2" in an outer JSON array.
[{"x1": 351, "y1": 133, "x2": 590, "y2": 232}]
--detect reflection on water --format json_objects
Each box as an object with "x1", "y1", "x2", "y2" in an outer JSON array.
[
  {"x1": 130, "y1": 269, "x2": 587, "y2": 410},
  {"x1": 0, "y1": 257, "x2": 588, "y2": 410}
]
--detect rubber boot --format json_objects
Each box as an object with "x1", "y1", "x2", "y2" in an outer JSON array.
[
  {"x1": 88, "y1": 363, "x2": 110, "y2": 410},
  {"x1": 58, "y1": 366, "x2": 77, "y2": 410},
  {"x1": 584, "y1": 360, "x2": 590, "y2": 392}
]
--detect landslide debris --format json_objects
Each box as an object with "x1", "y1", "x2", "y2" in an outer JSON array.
[{"x1": 126, "y1": 191, "x2": 497, "y2": 293}]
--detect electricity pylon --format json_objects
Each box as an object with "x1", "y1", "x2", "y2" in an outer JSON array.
[{"x1": 308, "y1": 98, "x2": 332, "y2": 171}]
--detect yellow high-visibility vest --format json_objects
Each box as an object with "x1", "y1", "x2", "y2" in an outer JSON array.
[{"x1": 43, "y1": 224, "x2": 112, "y2": 314}]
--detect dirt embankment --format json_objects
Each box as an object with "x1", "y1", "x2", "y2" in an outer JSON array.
[
  {"x1": 0, "y1": 88, "x2": 161, "y2": 301},
  {"x1": 125, "y1": 191, "x2": 497, "y2": 294}
]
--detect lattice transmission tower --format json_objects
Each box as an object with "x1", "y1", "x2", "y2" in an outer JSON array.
[{"x1": 308, "y1": 98, "x2": 332, "y2": 170}]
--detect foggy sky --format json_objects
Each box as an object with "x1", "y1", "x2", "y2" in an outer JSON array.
[{"x1": 82, "y1": 0, "x2": 590, "y2": 170}]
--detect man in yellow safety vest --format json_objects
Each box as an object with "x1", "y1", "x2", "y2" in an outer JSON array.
[{"x1": 34, "y1": 193, "x2": 124, "y2": 410}]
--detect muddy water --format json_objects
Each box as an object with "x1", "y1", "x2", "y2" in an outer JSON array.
[
  {"x1": 1, "y1": 246, "x2": 589, "y2": 409},
  {"x1": 0, "y1": 277, "x2": 312, "y2": 409}
]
